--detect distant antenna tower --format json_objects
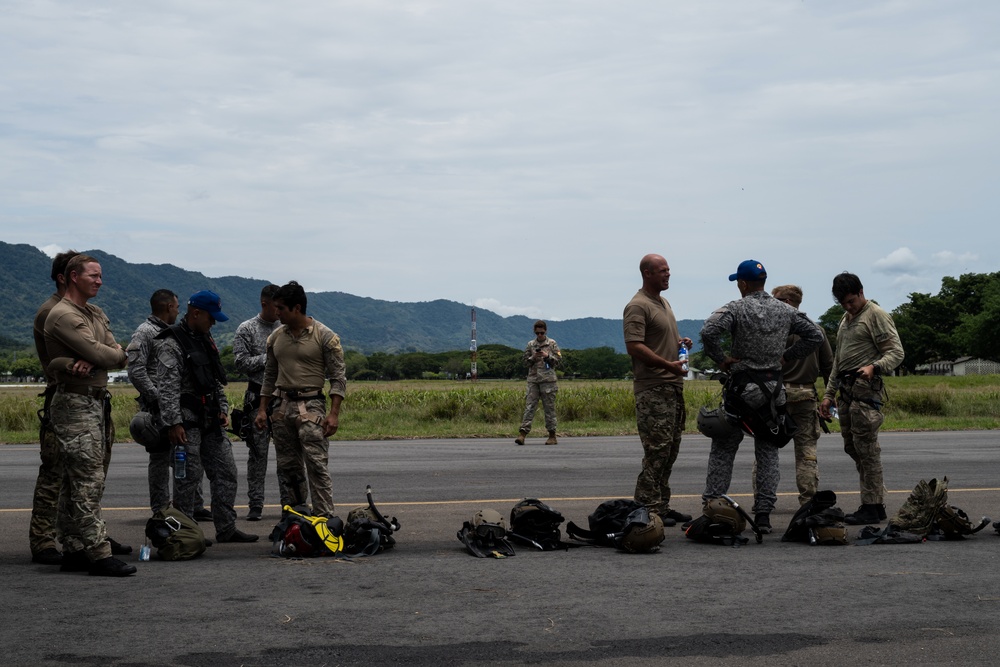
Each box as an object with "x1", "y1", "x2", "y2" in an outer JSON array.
[{"x1": 470, "y1": 307, "x2": 478, "y2": 381}]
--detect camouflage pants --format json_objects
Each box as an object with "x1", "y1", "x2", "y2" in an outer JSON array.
[
  {"x1": 29, "y1": 420, "x2": 62, "y2": 555},
  {"x1": 751, "y1": 389, "x2": 821, "y2": 506},
  {"x1": 50, "y1": 391, "x2": 112, "y2": 561},
  {"x1": 271, "y1": 397, "x2": 333, "y2": 518},
  {"x1": 172, "y1": 425, "x2": 238, "y2": 537},
  {"x1": 520, "y1": 381, "x2": 557, "y2": 433},
  {"x1": 704, "y1": 429, "x2": 781, "y2": 515},
  {"x1": 633, "y1": 384, "x2": 685, "y2": 516},
  {"x1": 838, "y1": 380, "x2": 885, "y2": 505}
]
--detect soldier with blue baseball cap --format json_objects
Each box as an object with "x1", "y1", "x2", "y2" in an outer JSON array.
[{"x1": 187, "y1": 290, "x2": 229, "y2": 322}]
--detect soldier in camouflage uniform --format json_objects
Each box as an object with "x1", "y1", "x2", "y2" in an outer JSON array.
[
  {"x1": 233, "y1": 284, "x2": 292, "y2": 521},
  {"x1": 42, "y1": 254, "x2": 134, "y2": 576},
  {"x1": 29, "y1": 250, "x2": 79, "y2": 565},
  {"x1": 156, "y1": 290, "x2": 258, "y2": 543},
  {"x1": 256, "y1": 281, "x2": 347, "y2": 520},
  {"x1": 820, "y1": 272, "x2": 904, "y2": 525},
  {"x1": 127, "y1": 289, "x2": 178, "y2": 513},
  {"x1": 750, "y1": 285, "x2": 834, "y2": 506},
  {"x1": 514, "y1": 320, "x2": 562, "y2": 446},
  {"x1": 700, "y1": 261, "x2": 823, "y2": 533},
  {"x1": 623, "y1": 254, "x2": 693, "y2": 527}
]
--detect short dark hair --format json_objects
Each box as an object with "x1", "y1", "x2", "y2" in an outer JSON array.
[
  {"x1": 64, "y1": 254, "x2": 98, "y2": 282},
  {"x1": 832, "y1": 272, "x2": 864, "y2": 303},
  {"x1": 274, "y1": 281, "x2": 307, "y2": 313},
  {"x1": 533, "y1": 320, "x2": 547, "y2": 332},
  {"x1": 150, "y1": 289, "x2": 177, "y2": 314},
  {"x1": 50, "y1": 250, "x2": 80, "y2": 283},
  {"x1": 261, "y1": 284, "x2": 280, "y2": 300}
]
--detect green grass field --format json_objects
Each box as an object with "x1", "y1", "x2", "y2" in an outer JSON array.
[{"x1": 1, "y1": 375, "x2": 998, "y2": 444}]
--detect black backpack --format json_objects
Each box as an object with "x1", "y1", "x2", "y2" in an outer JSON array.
[
  {"x1": 508, "y1": 498, "x2": 571, "y2": 551},
  {"x1": 565, "y1": 499, "x2": 665, "y2": 553},
  {"x1": 780, "y1": 490, "x2": 849, "y2": 545}
]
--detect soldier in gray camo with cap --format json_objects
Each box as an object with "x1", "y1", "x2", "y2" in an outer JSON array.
[
  {"x1": 700, "y1": 260, "x2": 823, "y2": 534},
  {"x1": 155, "y1": 290, "x2": 258, "y2": 543}
]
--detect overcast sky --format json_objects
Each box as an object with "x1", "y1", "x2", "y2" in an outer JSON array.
[{"x1": 3, "y1": 1, "x2": 997, "y2": 325}]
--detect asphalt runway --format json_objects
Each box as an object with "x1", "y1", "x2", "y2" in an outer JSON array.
[{"x1": 2, "y1": 431, "x2": 1000, "y2": 666}]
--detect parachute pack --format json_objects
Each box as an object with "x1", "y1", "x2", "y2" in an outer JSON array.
[
  {"x1": 856, "y1": 477, "x2": 991, "y2": 545},
  {"x1": 565, "y1": 499, "x2": 665, "y2": 553},
  {"x1": 508, "y1": 498, "x2": 577, "y2": 551},
  {"x1": 780, "y1": 490, "x2": 849, "y2": 546},
  {"x1": 458, "y1": 509, "x2": 516, "y2": 558},
  {"x1": 889, "y1": 477, "x2": 990, "y2": 540},
  {"x1": 145, "y1": 508, "x2": 208, "y2": 561},
  {"x1": 343, "y1": 487, "x2": 400, "y2": 556},
  {"x1": 684, "y1": 495, "x2": 763, "y2": 547},
  {"x1": 269, "y1": 486, "x2": 399, "y2": 558}
]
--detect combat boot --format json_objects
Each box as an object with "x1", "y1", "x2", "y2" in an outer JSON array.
[
  {"x1": 514, "y1": 430, "x2": 527, "y2": 446},
  {"x1": 89, "y1": 556, "x2": 137, "y2": 577},
  {"x1": 59, "y1": 550, "x2": 90, "y2": 573},
  {"x1": 755, "y1": 513, "x2": 772, "y2": 534},
  {"x1": 844, "y1": 503, "x2": 884, "y2": 525},
  {"x1": 217, "y1": 527, "x2": 260, "y2": 543},
  {"x1": 545, "y1": 431, "x2": 558, "y2": 445}
]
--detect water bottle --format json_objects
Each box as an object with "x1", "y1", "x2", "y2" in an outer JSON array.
[
  {"x1": 139, "y1": 541, "x2": 151, "y2": 561},
  {"x1": 678, "y1": 345, "x2": 689, "y2": 372},
  {"x1": 174, "y1": 444, "x2": 187, "y2": 479},
  {"x1": 831, "y1": 406, "x2": 839, "y2": 420}
]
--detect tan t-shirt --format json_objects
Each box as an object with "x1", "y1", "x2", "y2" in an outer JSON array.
[
  {"x1": 623, "y1": 289, "x2": 683, "y2": 393},
  {"x1": 261, "y1": 319, "x2": 347, "y2": 399}
]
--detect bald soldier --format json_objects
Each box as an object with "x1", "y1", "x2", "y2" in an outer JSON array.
[{"x1": 623, "y1": 254, "x2": 693, "y2": 527}]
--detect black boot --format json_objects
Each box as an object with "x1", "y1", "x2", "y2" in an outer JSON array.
[
  {"x1": 844, "y1": 504, "x2": 884, "y2": 525},
  {"x1": 755, "y1": 513, "x2": 772, "y2": 534},
  {"x1": 89, "y1": 556, "x2": 137, "y2": 577}
]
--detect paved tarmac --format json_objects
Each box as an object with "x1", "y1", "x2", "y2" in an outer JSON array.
[{"x1": 2, "y1": 431, "x2": 999, "y2": 666}]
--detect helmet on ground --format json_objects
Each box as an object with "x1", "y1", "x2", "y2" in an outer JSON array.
[
  {"x1": 697, "y1": 406, "x2": 737, "y2": 439},
  {"x1": 281, "y1": 522, "x2": 319, "y2": 557},
  {"x1": 703, "y1": 497, "x2": 746, "y2": 533},
  {"x1": 620, "y1": 507, "x2": 665, "y2": 553},
  {"x1": 129, "y1": 411, "x2": 168, "y2": 453},
  {"x1": 472, "y1": 509, "x2": 508, "y2": 543}
]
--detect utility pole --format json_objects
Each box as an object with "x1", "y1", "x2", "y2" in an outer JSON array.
[{"x1": 470, "y1": 308, "x2": 478, "y2": 381}]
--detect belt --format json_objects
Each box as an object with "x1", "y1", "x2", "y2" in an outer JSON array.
[
  {"x1": 276, "y1": 388, "x2": 324, "y2": 401},
  {"x1": 784, "y1": 383, "x2": 815, "y2": 389},
  {"x1": 57, "y1": 384, "x2": 108, "y2": 399}
]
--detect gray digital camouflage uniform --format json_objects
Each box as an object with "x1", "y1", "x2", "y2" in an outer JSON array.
[
  {"x1": 701, "y1": 291, "x2": 823, "y2": 515},
  {"x1": 518, "y1": 336, "x2": 561, "y2": 434},
  {"x1": 127, "y1": 315, "x2": 174, "y2": 513},
  {"x1": 155, "y1": 321, "x2": 239, "y2": 537},
  {"x1": 233, "y1": 314, "x2": 286, "y2": 511}
]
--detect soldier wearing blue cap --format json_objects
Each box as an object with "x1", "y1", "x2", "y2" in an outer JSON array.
[
  {"x1": 155, "y1": 290, "x2": 258, "y2": 543},
  {"x1": 700, "y1": 260, "x2": 824, "y2": 533}
]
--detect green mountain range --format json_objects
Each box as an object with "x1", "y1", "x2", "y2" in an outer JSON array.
[{"x1": 1, "y1": 241, "x2": 703, "y2": 353}]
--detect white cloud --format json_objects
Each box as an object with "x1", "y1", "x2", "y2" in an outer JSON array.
[
  {"x1": 873, "y1": 248, "x2": 921, "y2": 275},
  {"x1": 39, "y1": 245, "x2": 64, "y2": 258}
]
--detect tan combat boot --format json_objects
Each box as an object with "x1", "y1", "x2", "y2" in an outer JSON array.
[
  {"x1": 514, "y1": 430, "x2": 527, "y2": 446},
  {"x1": 545, "y1": 431, "x2": 558, "y2": 445}
]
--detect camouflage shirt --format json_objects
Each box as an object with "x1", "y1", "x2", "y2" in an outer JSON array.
[
  {"x1": 523, "y1": 336, "x2": 561, "y2": 384},
  {"x1": 155, "y1": 320, "x2": 229, "y2": 428},
  {"x1": 701, "y1": 291, "x2": 824, "y2": 374},
  {"x1": 126, "y1": 315, "x2": 171, "y2": 409},
  {"x1": 233, "y1": 314, "x2": 279, "y2": 386}
]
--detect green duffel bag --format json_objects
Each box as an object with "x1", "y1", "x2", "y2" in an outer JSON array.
[{"x1": 145, "y1": 508, "x2": 207, "y2": 561}]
